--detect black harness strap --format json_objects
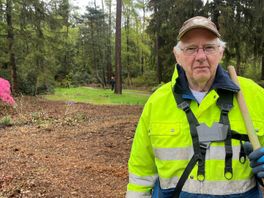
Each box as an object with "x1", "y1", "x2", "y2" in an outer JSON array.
[
  {"x1": 231, "y1": 130, "x2": 249, "y2": 163},
  {"x1": 170, "y1": 88, "x2": 251, "y2": 198},
  {"x1": 179, "y1": 101, "x2": 201, "y2": 155},
  {"x1": 172, "y1": 93, "x2": 205, "y2": 198},
  {"x1": 231, "y1": 131, "x2": 249, "y2": 141},
  {"x1": 217, "y1": 90, "x2": 234, "y2": 179},
  {"x1": 174, "y1": 96, "x2": 201, "y2": 156},
  {"x1": 171, "y1": 153, "x2": 201, "y2": 197}
]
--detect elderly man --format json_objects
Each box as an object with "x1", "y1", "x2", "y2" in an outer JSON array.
[{"x1": 126, "y1": 16, "x2": 264, "y2": 197}]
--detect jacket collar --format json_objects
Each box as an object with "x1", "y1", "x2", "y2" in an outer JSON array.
[{"x1": 172, "y1": 64, "x2": 240, "y2": 99}]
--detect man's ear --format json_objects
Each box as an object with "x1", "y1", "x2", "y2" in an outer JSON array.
[
  {"x1": 215, "y1": 47, "x2": 224, "y2": 64},
  {"x1": 219, "y1": 47, "x2": 224, "y2": 59},
  {"x1": 173, "y1": 47, "x2": 181, "y2": 65}
]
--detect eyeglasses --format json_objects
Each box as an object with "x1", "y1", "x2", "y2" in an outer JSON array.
[{"x1": 180, "y1": 44, "x2": 220, "y2": 56}]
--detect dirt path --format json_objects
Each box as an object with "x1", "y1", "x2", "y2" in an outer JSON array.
[{"x1": 0, "y1": 96, "x2": 142, "y2": 197}]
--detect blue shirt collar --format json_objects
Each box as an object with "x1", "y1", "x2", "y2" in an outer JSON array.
[{"x1": 174, "y1": 64, "x2": 240, "y2": 100}]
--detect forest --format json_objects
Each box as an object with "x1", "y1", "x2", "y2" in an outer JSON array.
[{"x1": 0, "y1": 0, "x2": 264, "y2": 96}]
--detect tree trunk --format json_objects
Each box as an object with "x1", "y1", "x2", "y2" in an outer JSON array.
[
  {"x1": 115, "y1": 0, "x2": 122, "y2": 94},
  {"x1": 235, "y1": 42, "x2": 241, "y2": 75},
  {"x1": 63, "y1": 13, "x2": 70, "y2": 79},
  {"x1": 260, "y1": 4, "x2": 264, "y2": 80},
  {"x1": 223, "y1": 48, "x2": 231, "y2": 69},
  {"x1": 90, "y1": 18, "x2": 104, "y2": 86},
  {"x1": 140, "y1": 0, "x2": 145, "y2": 75},
  {"x1": 100, "y1": 0, "x2": 107, "y2": 87},
  {"x1": 126, "y1": 13, "x2": 132, "y2": 87},
  {"x1": 261, "y1": 55, "x2": 264, "y2": 80},
  {"x1": 235, "y1": 2, "x2": 242, "y2": 76},
  {"x1": 106, "y1": 0, "x2": 113, "y2": 83},
  {"x1": 154, "y1": 4, "x2": 162, "y2": 83},
  {"x1": 156, "y1": 34, "x2": 162, "y2": 83},
  {"x1": 211, "y1": 0, "x2": 221, "y2": 30},
  {"x1": 6, "y1": 0, "x2": 17, "y2": 93},
  {"x1": 35, "y1": 21, "x2": 44, "y2": 95}
]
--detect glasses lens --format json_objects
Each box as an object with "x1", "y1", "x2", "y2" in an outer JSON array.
[
  {"x1": 204, "y1": 44, "x2": 218, "y2": 54},
  {"x1": 184, "y1": 47, "x2": 197, "y2": 55}
]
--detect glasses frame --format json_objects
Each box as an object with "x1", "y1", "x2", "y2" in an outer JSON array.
[{"x1": 180, "y1": 44, "x2": 221, "y2": 56}]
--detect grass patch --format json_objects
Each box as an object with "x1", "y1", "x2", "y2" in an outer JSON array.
[
  {"x1": 45, "y1": 87, "x2": 150, "y2": 105},
  {"x1": 0, "y1": 115, "x2": 13, "y2": 127}
]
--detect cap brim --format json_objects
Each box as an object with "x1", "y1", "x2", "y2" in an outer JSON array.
[{"x1": 177, "y1": 25, "x2": 221, "y2": 40}]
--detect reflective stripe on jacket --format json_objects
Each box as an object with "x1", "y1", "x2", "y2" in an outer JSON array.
[{"x1": 126, "y1": 65, "x2": 264, "y2": 197}]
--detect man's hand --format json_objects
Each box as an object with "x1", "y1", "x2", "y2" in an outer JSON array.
[{"x1": 244, "y1": 142, "x2": 264, "y2": 178}]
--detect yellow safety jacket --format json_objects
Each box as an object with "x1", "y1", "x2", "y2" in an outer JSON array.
[{"x1": 126, "y1": 65, "x2": 264, "y2": 197}]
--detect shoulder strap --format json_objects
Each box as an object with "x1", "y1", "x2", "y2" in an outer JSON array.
[
  {"x1": 217, "y1": 89, "x2": 249, "y2": 165},
  {"x1": 217, "y1": 89, "x2": 234, "y2": 179},
  {"x1": 172, "y1": 91, "x2": 206, "y2": 197},
  {"x1": 173, "y1": 92, "x2": 201, "y2": 155}
]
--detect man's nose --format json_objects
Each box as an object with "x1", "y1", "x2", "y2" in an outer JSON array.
[{"x1": 195, "y1": 48, "x2": 206, "y2": 62}]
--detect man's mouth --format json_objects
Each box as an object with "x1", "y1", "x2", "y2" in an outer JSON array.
[{"x1": 194, "y1": 66, "x2": 209, "y2": 70}]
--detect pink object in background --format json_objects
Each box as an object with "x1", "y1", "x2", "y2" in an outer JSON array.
[{"x1": 0, "y1": 77, "x2": 15, "y2": 106}]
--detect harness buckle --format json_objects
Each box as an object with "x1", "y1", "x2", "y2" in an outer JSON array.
[
  {"x1": 199, "y1": 142, "x2": 211, "y2": 150},
  {"x1": 177, "y1": 101, "x2": 190, "y2": 111},
  {"x1": 220, "y1": 104, "x2": 233, "y2": 113}
]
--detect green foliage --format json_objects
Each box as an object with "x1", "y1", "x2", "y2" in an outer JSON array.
[
  {"x1": 0, "y1": 0, "x2": 264, "y2": 95},
  {"x1": 45, "y1": 87, "x2": 150, "y2": 105},
  {"x1": 130, "y1": 70, "x2": 158, "y2": 87},
  {"x1": 0, "y1": 0, "x2": 153, "y2": 92},
  {"x1": 0, "y1": 0, "x2": 73, "y2": 95},
  {"x1": 147, "y1": 0, "x2": 264, "y2": 81},
  {"x1": 147, "y1": 0, "x2": 205, "y2": 82},
  {"x1": 0, "y1": 115, "x2": 13, "y2": 127}
]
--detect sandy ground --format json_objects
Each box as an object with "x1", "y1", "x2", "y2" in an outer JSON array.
[{"x1": 0, "y1": 96, "x2": 142, "y2": 197}]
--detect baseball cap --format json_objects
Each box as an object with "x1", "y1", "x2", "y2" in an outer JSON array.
[{"x1": 177, "y1": 16, "x2": 221, "y2": 40}]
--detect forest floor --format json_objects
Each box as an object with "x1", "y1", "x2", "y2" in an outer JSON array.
[{"x1": 0, "y1": 96, "x2": 142, "y2": 198}]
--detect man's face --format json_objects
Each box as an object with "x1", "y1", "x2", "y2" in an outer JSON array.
[{"x1": 174, "y1": 28, "x2": 224, "y2": 87}]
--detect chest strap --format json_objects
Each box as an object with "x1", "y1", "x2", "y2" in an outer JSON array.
[{"x1": 171, "y1": 89, "x2": 246, "y2": 198}]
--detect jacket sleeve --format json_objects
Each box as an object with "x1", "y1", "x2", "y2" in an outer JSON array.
[
  {"x1": 253, "y1": 83, "x2": 264, "y2": 146},
  {"x1": 126, "y1": 102, "x2": 158, "y2": 198}
]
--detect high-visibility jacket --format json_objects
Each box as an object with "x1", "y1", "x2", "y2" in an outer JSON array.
[{"x1": 126, "y1": 65, "x2": 264, "y2": 197}]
